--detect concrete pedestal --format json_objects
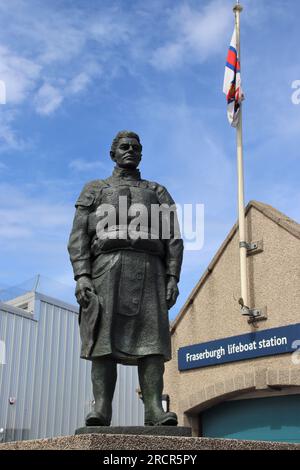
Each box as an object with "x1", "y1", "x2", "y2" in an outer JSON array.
[{"x1": 0, "y1": 433, "x2": 299, "y2": 450}]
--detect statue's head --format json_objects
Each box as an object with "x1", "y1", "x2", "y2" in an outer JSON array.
[{"x1": 110, "y1": 130, "x2": 142, "y2": 169}]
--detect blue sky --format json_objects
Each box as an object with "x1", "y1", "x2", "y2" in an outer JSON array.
[{"x1": 0, "y1": 0, "x2": 299, "y2": 319}]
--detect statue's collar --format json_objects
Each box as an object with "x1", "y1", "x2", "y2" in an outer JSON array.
[{"x1": 112, "y1": 166, "x2": 141, "y2": 180}]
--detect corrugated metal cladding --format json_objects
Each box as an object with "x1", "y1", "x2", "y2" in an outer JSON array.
[{"x1": 0, "y1": 293, "x2": 144, "y2": 442}]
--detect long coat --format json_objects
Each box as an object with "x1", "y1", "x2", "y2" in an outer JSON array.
[{"x1": 68, "y1": 167, "x2": 183, "y2": 365}]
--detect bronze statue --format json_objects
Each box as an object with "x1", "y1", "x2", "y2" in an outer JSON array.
[{"x1": 68, "y1": 131, "x2": 183, "y2": 426}]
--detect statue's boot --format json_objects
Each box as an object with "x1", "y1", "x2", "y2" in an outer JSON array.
[
  {"x1": 85, "y1": 356, "x2": 117, "y2": 426},
  {"x1": 138, "y1": 355, "x2": 178, "y2": 426}
]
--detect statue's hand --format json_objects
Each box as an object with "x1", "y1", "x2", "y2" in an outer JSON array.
[
  {"x1": 166, "y1": 276, "x2": 179, "y2": 309},
  {"x1": 75, "y1": 276, "x2": 95, "y2": 308}
]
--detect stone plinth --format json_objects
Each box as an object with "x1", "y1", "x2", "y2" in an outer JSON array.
[{"x1": 0, "y1": 434, "x2": 300, "y2": 450}]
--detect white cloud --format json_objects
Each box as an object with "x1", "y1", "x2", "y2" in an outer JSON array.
[
  {"x1": 0, "y1": 111, "x2": 27, "y2": 151},
  {"x1": 69, "y1": 159, "x2": 108, "y2": 172},
  {"x1": 151, "y1": 43, "x2": 184, "y2": 70},
  {"x1": 0, "y1": 0, "x2": 234, "y2": 122},
  {"x1": 151, "y1": 0, "x2": 232, "y2": 70},
  {"x1": 0, "y1": 45, "x2": 41, "y2": 104},
  {"x1": 33, "y1": 65, "x2": 102, "y2": 115},
  {"x1": 67, "y1": 73, "x2": 91, "y2": 95},
  {"x1": 0, "y1": 154, "x2": 81, "y2": 296},
  {"x1": 88, "y1": 13, "x2": 131, "y2": 45},
  {"x1": 34, "y1": 83, "x2": 63, "y2": 116},
  {"x1": 0, "y1": 180, "x2": 80, "y2": 304},
  {"x1": 0, "y1": 183, "x2": 72, "y2": 239},
  {"x1": 0, "y1": 2, "x2": 131, "y2": 124}
]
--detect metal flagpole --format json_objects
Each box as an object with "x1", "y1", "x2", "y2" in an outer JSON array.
[
  {"x1": 231, "y1": 2, "x2": 267, "y2": 323},
  {"x1": 233, "y1": 1, "x2": 249, "y2": 309}
]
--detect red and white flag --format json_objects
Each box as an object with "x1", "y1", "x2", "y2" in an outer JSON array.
[{"x1": 223, "y1": 27, "x2": 244, "y2": 127}]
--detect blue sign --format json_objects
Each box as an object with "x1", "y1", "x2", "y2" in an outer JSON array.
[{"x1": 178, "y1": 323, "x2": 300, "y2": 371}]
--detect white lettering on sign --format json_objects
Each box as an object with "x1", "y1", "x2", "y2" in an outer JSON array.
[
  {"x1": 185, "y1": 336, "x2": 288, "y2": 364},
  {"x1": 228, "y1": 336, "x2": 287, "y2": 354},
  {"x1": 186, "y1": 346, "x2": 226, "y2": 363}
]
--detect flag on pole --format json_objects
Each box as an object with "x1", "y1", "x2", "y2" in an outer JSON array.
[{"x1": 223, "y1": 27, "x2": 244, "y2": 127}]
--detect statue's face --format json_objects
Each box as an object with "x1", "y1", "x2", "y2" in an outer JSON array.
[{"x1": 113, "y1": 137, "x2": 142, "y2": 169}]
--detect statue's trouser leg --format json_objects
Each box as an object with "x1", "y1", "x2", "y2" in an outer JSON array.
[
  {"x1": 87, "y1": 356, "x2": 117, "y2": 426},
  {"x1": 138, "y1": 355, "x2": 177, "y2": 426}
]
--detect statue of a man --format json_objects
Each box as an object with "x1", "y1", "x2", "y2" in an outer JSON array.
[{"x1": 68, "y1": 131, "x2": 183, "y2": 426}]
